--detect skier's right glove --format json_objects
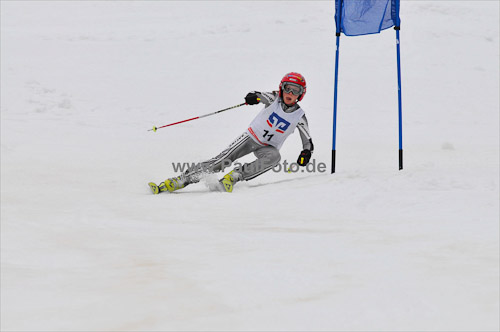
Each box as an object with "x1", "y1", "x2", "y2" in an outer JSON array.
[{"x1": 245, "y1": 92, "x2": 261, "y2": 105}]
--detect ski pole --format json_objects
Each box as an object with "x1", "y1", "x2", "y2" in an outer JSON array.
[{"x1": 148, "y1": 101, "x2": 256, "y2": 132}]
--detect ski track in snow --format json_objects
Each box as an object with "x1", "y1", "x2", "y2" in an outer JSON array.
[{"x1": 1, "y1": 1, "x2": 499, "y2": 331}]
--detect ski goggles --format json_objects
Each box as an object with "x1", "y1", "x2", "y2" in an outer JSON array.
[{"x1": 282, "y1": 83, "x2": 304, "y2": 96}]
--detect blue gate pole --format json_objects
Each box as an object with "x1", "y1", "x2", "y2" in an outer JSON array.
[
  {"x1": 332, "y1": 33, "x2": 340, "y2": 173},
  {"x1": 395, "y1": 3, "x2": 403, "y2": 170},
  {"x1": 332, "y1": 0, "x2": 343, "y2": 174}
]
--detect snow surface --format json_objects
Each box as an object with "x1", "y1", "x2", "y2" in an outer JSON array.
[{"x1": 1, "y1": 1, "x2": 499, "y2": 331}]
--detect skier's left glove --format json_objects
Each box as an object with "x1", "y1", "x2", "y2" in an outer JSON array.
[{"x1": 297, "y1": 149, "x2": 312, "y2": 166}]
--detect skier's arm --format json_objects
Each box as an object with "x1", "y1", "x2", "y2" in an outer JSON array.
[
  {"x1": 297, "y1": 115, "x2": 314, "y2": 152},
  {"x1": 297, "y1": 114, "x2": 314, "y2": 166}
]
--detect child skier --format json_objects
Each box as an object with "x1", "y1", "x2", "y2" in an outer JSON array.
[{"x1": 149, "y1": 72, "x2": 314, "y2": 193}]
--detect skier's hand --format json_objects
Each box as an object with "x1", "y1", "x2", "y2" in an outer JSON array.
[
  {"x1": 245, "y1": 92, "x2": 261, "y2": 105},
  {"x1": 297, "y1": 149, "x2": 312, "y2": 166}
]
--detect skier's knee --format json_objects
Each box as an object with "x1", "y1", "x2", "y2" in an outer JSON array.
[
  {"x1": 268, "y1": 149, "x2": 281, "y2": 166},
  {"x1": 220, "y1": 158, "x2": 232, "y2": 171}
]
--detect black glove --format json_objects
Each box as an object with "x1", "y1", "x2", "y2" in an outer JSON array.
[
  {"x1": 297, "y1": 149, "x2": 312, "y2": 166},
  {"x1": 245, "y1": 92, "x2": 261, "y2": 105}
]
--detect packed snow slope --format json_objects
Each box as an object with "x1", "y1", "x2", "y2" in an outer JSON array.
[{"x1": 1, "y1": 1, "x2": 499, "y2": 331}]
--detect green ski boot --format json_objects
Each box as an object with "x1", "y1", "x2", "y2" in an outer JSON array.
[
  {"x1": 164, "y1": 175, "x2": 186, "y2": 193},
  {"x1": 148, "y1": 182, "x2": 160, "y2": 194},
  {"x1": 220, "y1": 170, "x2": 241, "y2": 193},
  {"x1": 149, "y1": 175, "x2": 187, "y2": 194}
]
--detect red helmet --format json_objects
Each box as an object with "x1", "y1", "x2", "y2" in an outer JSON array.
[{"x1": 279, "y1": 72, "x2": 307, "y2": 101}]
